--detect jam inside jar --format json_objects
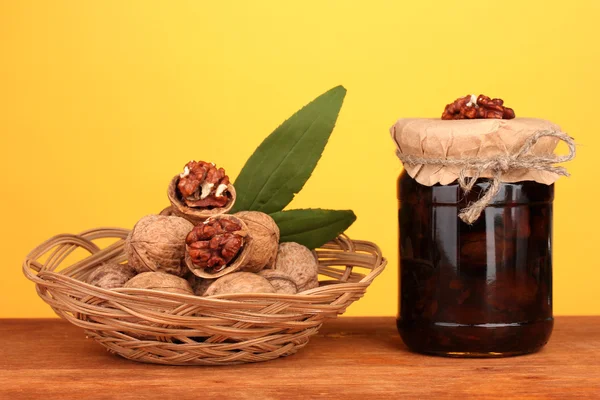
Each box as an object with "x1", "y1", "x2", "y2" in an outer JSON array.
[{"x1": 397, "y1": 171, "x2": 554, "y2": 357}]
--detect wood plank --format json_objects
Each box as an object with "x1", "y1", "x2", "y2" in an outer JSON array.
[{"x1": 0, "y1": 317, "x2": 598, "y2": 399}]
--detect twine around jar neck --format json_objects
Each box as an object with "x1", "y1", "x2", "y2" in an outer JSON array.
[{"x1": 396, "y1": 130, "x2": 576, "y2": 224}]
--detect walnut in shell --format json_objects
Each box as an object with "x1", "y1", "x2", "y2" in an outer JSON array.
[
  {"x1": 274, "y1": 242, "x2": 320, "y2": 292},
  {"x1": 87, "y1": 262, "x2": 136, "y2": 289},
  {"x1": 203, "y1": 272, "x2": 276, "y2": 296},
  {"x1": 125, "y1": 214, "x2": 193, "y2": 277},
  {"x1": 123, "y1": 271, "x2": 194, "y2": 295},
  {"x1": 234, "y1": 211, "x2": 280, "y2": 270},
  {"x1": 257, "y1": 270, "x2": 297, "y2": 294},
  {"x1": 168, "y1": 161, "x2": 236, "y2": 224},
  {"x1": 185, "y1": 213, "x2": 279, "y2": 279}
]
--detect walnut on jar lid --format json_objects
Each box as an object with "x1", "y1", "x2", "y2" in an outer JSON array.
[
  {"x1": 184, "y1": 212, "x2": 279, "y2": 279},
  {"x1": 168, "y1": 160, "x2": 236, "y2": 224},
  {"x1": 442, "y1": 94, "x2": 515, "y2": 120}
]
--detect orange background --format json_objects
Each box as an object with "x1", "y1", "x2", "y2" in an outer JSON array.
[{"x1": 1, "y1": 1, "x2": 598, "y2": 317}]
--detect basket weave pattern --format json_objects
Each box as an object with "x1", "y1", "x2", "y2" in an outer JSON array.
[{"x1": 23, "y1": 228, "x2": 385, "y2": 365}]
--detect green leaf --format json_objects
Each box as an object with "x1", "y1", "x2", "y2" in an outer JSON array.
[
  {"x1": 270, "y1": 208, "x2": 356, "y2": 250},
  {"x1": 231, "y1": 85, "x2": 347, "y2": 214}
]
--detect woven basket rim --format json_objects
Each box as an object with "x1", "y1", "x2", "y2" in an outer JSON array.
[{"x1": 23, "y1": 228, "x2": 386, "y2": 304}]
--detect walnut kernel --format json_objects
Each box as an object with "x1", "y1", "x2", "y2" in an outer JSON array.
[
  {"x1": 442, "y1": 94, "x2": 515, "y2": 120},
  {"x1": 168, "y1": 161, "x2": 236, "y2": 224}
]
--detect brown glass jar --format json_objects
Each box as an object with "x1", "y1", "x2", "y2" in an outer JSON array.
[{"x1": 397, "y1": 171, "x2": 554, "y2": 357}]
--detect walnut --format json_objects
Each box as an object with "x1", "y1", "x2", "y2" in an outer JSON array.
[
  {"x1": 87, "y1": 262, "x2": 136, "y2": 289},
  {"x1": 123, "y1": 271, "x2": 194, "y2": 295},
  {"x1": 125, "y1": 215, "x2": 194, "y2": 277},
  {"x1": 234, "y1": 211, "x2": 280, "y2": 270},
  {"x1": 257, "y1": 270, "x2": 297, "y2": 294},
  {"x1": 203, "y1": 272, "x2": 276, "y2": 296},
  {"x1": 185, "y1": 212, "x2": 279, "y2": 279},
  {"x1": 274, "y1": 242, "x2": 320, "y2": 292},
  {"x1": 168, "y1": 161, "x2": 236, "y2": 224},
  {"x1": 442, "y1": 94, "x2": 515, "y2": 120}
]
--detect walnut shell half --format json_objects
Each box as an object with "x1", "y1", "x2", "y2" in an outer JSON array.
[
  {"x1": 168, "y1": 175, "x2": 236, "y2": 225},
  {"x1": 185, "y1": 213, "x2": 279, "y2": 279},
  {"x1": 125, "y1": 214, "x2": 194, "y2": 277},
  {"x1": 123, "y1": 271, "x2": 194, "y2": 295},
  {"x1": 203, "y1": 272, "x2": 276, "y2": 296}
]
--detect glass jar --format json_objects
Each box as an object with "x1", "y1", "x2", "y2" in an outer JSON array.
[{"x1": 396, "y1": 171, "x2": 554, "y2": 357}]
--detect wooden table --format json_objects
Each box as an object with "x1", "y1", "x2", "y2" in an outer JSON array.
[{"x1": 0, "y1": 317, "x2": 598, "y2": 399}]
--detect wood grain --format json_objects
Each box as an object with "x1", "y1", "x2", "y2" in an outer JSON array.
[{"x1": 0, "y1": 317, "x2": 598, "y2": 399}]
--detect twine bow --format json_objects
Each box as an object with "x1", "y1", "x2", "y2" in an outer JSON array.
[{"x1": 396, "y1": 130, "x2": 576, "y2": 224}]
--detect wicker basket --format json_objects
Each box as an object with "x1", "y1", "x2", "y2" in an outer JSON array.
[{"x1": 22, "y1": 228, "x2": 386, "y2": 365}]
